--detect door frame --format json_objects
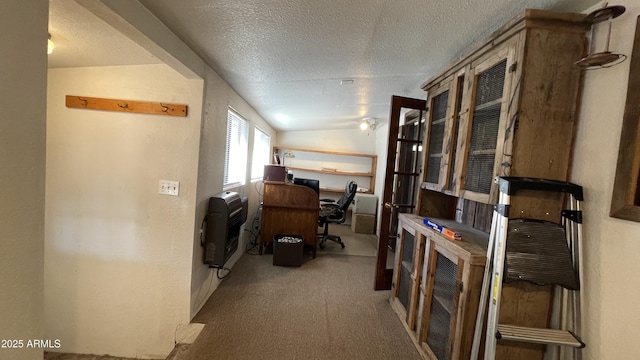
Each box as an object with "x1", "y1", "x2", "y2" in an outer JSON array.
[{"x1": 375, "y1": 95, "x2": 427, "y2": 290}]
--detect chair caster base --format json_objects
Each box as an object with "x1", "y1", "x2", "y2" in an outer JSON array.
[{"x1": 318, "y1": 235, "x2": 345, "y2": 250}]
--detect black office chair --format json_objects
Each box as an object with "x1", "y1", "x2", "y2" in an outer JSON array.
[{"x1": 318, "y1": 180, "x2": 358, "y2": 249}]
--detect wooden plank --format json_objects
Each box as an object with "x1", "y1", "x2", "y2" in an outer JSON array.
[
  {"x1": 462, "y1": 199, "x2": 477, "y2": 228},
  {"x1": 418, "y1": 189, "x2": 458, "y2": 219},
  {"x1": 273, "y1": 145, "x2": 376, "y2": 159},
  {"x1": 420, "y1": 243, "x2": 438, "y2": 346},
  {"x1": 447, "y1": 258, "x2": 464, "y2": 359},
  {"x1": 509, "y1": 26, "x2": 586, "y2": 220},
  {"x1": 496, "y1": 282, "x2": 553, "y2": 359},
  {"x1": 408, "y1": 233, "x2": 427, "y2": 330},
  {"x1": 456, "y1": 65, "x2": 476, "y2": 199},
  {"x1": 458, "y1": 264, "x2": 485, "y2": 360},
  {"x1": 287, "y1": 166, "x2": 372, "y2": 177},
  {"x1": 66, "y1": 95, "x2": 188, "y2": 117},
  {"x1": 610, "y1": 15, "x2": 640, "y2": 222},
  {"x1": 415, "y1": 233, "x2": 432, "y2": 342},
  {"x1": 489, "y1": 40, "x2": 519, "y2": 204},
  {"x1": 370, "y1": 155, "x2": 378, "y2": 197},
  {"x1": 391, "y1": 231, "x2": 404, "y2": 298},
  {"x1": 443, "y1": 70, "x2": 468, "y2": 196},
  {"x1": 473, "y1": 202, "x2": 493, "y2": 233}
]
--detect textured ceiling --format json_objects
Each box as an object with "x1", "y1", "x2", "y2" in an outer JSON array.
[
  {"x1": 48, "y1": 0, "x2": 161, "y2": 69},
  {"x1": 49, "y1": 0, "x2": 601, "y2": 131}
]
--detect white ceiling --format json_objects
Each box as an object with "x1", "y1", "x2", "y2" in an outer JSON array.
[
  {"x1": 48, "y1": 0, "x2": 161, "y2": 69},
  {"x1": 48, "y1": 0, "x2": 601, "y2": 131}
]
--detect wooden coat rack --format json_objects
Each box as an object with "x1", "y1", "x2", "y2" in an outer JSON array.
[{"x1": 65, "y1": 95, "x2": 188, "y2": 117}]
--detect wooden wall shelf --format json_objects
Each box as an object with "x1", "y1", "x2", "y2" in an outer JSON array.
[
  {"x1": 273, "y1": 146, "x2": 377, "y2": 194},
  {"x1": 286, "y1": 166, "x2": 373, "y2": 177}
]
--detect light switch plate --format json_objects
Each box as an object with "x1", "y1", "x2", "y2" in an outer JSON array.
[{"x1": 159, "y1": 180, "x2": 179, "y2": 196}]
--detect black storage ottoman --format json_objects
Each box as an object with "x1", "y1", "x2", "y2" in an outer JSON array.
[{"x1": 273, "y1": 234, "x2": 304, "y2": 267}]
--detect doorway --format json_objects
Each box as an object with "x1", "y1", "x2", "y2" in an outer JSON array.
[{"x1": 374, "y1": 96, "x2": 426, "y2": 290}]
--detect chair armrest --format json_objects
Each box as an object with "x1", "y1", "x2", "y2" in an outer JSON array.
[{"x1": 320, "y1": 198, "x2": 335, "y2": 203}]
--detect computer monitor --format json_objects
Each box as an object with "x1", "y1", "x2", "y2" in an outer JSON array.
[{"x1": 293, "y1": 178, "x2": 320, "y2": 195}]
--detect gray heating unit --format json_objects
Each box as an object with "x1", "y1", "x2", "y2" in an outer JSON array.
[{"x1": 203, "y1": 191, "x2": 248, "y2": 268}]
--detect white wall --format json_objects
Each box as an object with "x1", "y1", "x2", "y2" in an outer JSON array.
[
  {"x1": 45, "y1": 1, "x2": 278, "y2": 353},
  {"x1": 190, "y1": 67, "x2": 276, "y2": 318},
  {"x1": 277, "y1": 128, "x2": 377, "y2": 154},
  {"x1": 0, "y1": 1, "x2": 48, "y2": 360},
  {"x1": 45, "y1": 64, "x2": 203, "y2": 358},
  {"x1": 374, "y1": 123, "x2": 391, "y2": 234},
  {"x1": 277, "y1": 128, "x2": 379, "y2": 201},
  {"x1": 570, "y1": 1, "x2": 640, "y2": 358}
]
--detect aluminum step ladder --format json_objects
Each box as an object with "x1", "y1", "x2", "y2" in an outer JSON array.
[{"x1": 471, "y1": 176, "x2": 585, "y2": 360}]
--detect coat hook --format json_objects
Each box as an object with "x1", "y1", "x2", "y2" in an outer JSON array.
[
  {"x1": 160, "y1": 103, "x2": 169, "y2": 112},
  {"x1": 118, "y1": 103, "x2": 129, "y2": 109},
  {"x1": 78, "y1": 97, "x2": 88, "y2": 107}
]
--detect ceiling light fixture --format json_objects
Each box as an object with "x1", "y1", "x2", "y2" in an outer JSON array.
[
  {"x1": 360, "y1": 118, "x2": 378, "y2": 132},
  {"x1": 575, "y1": 4, "x2": 626, "y2": 70},
  {"x1": 47, "y1": 33, "x2": 54, "y2": 55}
]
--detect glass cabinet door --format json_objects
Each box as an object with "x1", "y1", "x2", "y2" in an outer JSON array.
[
  {"x1": 424, "y1": 85, "x2": 450, "y2": 189},
  {"x1": 421, "y1": 246, "x2": 461, "y2": 360},
  {"x1": 462, "y1": 44, "x2": 518, "y2": 203},
  {"x1": 392, "y1": 223, "x2": 427, "y2": 331},
  {"x1": 396, "y1": 228, "x2": 415, "y2": 311},
  {"x1": 422, "y1": 70, "x2": 467, "y2": 196}
]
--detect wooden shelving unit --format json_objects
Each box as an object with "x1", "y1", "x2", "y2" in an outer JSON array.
[
  {"x1": 391, "y1": 213, "x2": 487, "y2": 360},
  {"x1": 391, "y1": 9, "x2": 589, "y2": 360},
  {"x1": 273, "y1": 146, "x2": 377, "y2": 194}
]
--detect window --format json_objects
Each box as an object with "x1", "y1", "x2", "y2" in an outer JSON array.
[
  {"x1": 251, "y1": 127, "x2": 271, "y2": 181},
  {"x1": 224, "y1": 108, "x2": 249, "y2": 188}
]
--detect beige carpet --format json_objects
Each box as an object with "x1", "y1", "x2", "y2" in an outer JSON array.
[
  {"x1": 184, "y1": 236, "x2": 420, "y2": 360},
  {"x1": 45, "y1": 225, "x2": 416, "y2": 360},
  {"x1": 316, "y1": 224, "x2": 378, "y2": 257}
]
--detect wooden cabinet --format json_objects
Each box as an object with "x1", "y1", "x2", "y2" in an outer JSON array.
[
  {"x1": 394, "y1": 9, "x2": 591, "y2": 360},
  {"x1": 273, "y1": 146, "x2": 377, "y2": 194},
  {"x1": 420, "y1": 10, "x2": 588, "y2": 209},
  {"x1": 391, "y1": 213, "x2": 486, "y2": 360},
  {"x1": 260, "y1": 182, "x2": 320, "y2": 257}
]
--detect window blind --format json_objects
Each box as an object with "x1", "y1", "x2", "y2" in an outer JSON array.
[
  {"x1": 251, "y1": 127, "x2": 270, "y2": 180},
  {"x1": 224, "y1": 109, "x2": 249, "y2": 187}
]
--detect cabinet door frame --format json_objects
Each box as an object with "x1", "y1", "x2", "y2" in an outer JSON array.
[
  {"x1": 444, "y1": 66, "x2": 472, "y2": 197},
  {"x1": 422, "y1": 76, "x2": 455, "y2": 192},
  {"x1": 392, "y1": 220, "x2": 429, "y2": 331},
  {"x1": 407, "y1": 231, "x2": 427, "y2": 330},
  {"x1": 459, "y1": 39, "x2": 520, "y2": 204},
  {"x1": 420, "y1": 239, "x2": 465, "y2": 359},
  {"x1": 391, "y1": 220, "x2": 422, "y2": 324}
]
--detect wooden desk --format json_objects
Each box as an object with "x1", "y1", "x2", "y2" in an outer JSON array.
[{"x1": 260, "y1": 182, "x2": 320, "y2": 258}]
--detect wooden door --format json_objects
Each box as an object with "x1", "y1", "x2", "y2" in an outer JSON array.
[
  {"x1": 375, "y1": 96, "x2": 426, "y2": 290},
  {"x1": 391, "y1": 110, "x2": 426, "y2": 244}
]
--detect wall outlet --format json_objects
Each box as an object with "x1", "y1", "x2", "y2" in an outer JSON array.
[{"x1": 159, "y1": 180, "x2": 180, "y2": 196}]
